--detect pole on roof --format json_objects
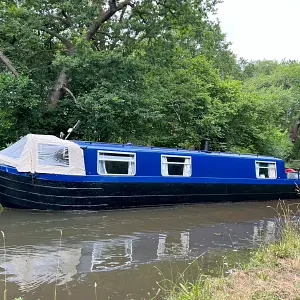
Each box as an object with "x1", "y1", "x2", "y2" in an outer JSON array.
[{"x1": 65, "y1": 120, "x2": 81, "y2": 140}]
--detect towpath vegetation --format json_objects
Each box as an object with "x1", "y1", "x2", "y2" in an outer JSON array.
[
  {"x1": 163, "y1": 203, "x2": 300, "y2": 300},
  {"x1": 1, "y1": 1, "x2": 300, "y2": 161}
]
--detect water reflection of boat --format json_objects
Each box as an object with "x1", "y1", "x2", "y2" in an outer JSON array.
[
  {"x1": 0, "y1": 218, "x2": 281, "y2": 291},
  {"x1": 0, "y1": 134, "x2": 298, "y2": 210},
  {"x1": 2, "y1": 247, "x2": 82, "y2": 291},
  {"x1": 79, "y1": 239, "x2": 135, "y2": 272}
]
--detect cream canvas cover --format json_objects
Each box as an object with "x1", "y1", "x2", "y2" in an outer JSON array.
[{"x1": 0, "y1": 134, "x2": 86, "y2": 175}]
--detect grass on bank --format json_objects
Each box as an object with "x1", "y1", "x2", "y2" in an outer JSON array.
[{"x1": 161, "y1": 202, "x2": 300, "y2": 300}]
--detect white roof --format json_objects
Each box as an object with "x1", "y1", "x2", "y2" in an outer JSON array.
[{"x1": 0, "y1": 134, "x2": 85, "y2": 175}]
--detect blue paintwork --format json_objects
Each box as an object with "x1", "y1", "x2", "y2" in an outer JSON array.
[{"x1": 0, "y1": 140, "x2": 298, "y2": 185}]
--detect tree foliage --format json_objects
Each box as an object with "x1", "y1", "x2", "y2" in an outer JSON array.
[{"x1": 0, "y1": 0, "x2": 299, "y2": 159}]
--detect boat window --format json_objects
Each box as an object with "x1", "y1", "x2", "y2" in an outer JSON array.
[
  {"x1": 0, "y1": 136, "x2": 27, "y2": 159},
  {"x1": 98, "y1": 151, "x2": 136, "y2": 175},
  {"x1": 255, "y1": 161, "x2": 276, "y2": 179},
  {"x1": 38, "y1": 144, "x2": 69, "y2": 167},
  {"x1": 161, "y1": 155, "x2": 192, "y2": 176}
]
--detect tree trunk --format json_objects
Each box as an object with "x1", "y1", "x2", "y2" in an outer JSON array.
[
  {"x1": 0, "y1": 51, "x2": 19, "y2": 77},
  {"x1": 49, "y1": 67, "x2": 68, "y2": 108},
  {"x1": 290, "y1": 117, "x2": 300, "y2": 142}
]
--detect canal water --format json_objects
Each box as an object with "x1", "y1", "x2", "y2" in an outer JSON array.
[{"x1": 0, "y1": 200, "x2": 299, "y2": 300}]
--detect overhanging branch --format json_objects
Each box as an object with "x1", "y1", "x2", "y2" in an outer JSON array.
[
  {"x1": 40, "y1": 27, "x2": 75, "y2": 53},
  {"x1": 86, "y1": 0, "x2": 131, "y2": 41}
]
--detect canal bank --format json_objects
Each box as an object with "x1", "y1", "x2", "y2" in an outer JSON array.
[{"x1": 164, "y1": 203, "x2": 300, "y2": 300}]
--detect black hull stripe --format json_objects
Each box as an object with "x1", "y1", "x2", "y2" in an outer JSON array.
[
  {"x1": 0, "y1": 192, "x2": 109, "y2": 208},
  {"x1": 0, "y1": 190, "x2": 288, "y2": 209},
  {"x1": 0, "y1": 170, "x2": 298, "y2": 210},
  {"x1": 0, "y1": 173, "x2": 104, "y2": 190},
  {"x1": 0, "y1": 179, "x2": 295, "y2": 200},
  {"x1": 0, "y1": 174, "x2": 296, "y2": 197},
  {"x1": 0, "y1": 181, "x2": 106, "y2": 199}
]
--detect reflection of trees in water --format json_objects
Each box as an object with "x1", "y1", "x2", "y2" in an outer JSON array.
[{"x1": 0, "y1": 219, "x2": 280, "y2": 290}]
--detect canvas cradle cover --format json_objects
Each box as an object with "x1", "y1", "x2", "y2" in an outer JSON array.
[{"x1": 0, "y1": 134, "x2": 86, "y2": 175}]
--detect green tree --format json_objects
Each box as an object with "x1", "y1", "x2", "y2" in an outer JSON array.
[{"x1": 1, "y1": 0, "x2": 295, "y2": 161}]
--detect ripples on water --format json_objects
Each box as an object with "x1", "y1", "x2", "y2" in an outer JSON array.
[{"x1": 0, "y1": 201, "x2": 298, "y2": 299}]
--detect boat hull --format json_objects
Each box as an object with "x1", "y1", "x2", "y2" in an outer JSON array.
[{"x1": 0, "y1": 170, "x2": 298, "y2": 210}]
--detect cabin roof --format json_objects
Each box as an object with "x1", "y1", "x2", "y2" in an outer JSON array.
[{"x1": 73, "y1": 140, "x2": 282, "y2": 161}]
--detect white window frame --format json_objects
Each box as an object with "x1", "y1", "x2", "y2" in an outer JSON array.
[
  {"x1": 255, "y1": 161, "x2": 277, "y2": 179},
  {"x1": 161, "y1": 154, "x2": 192, "y2": 177},
  {"x1": 97, "y1": 150, "x2": 136, "y2": 176}
]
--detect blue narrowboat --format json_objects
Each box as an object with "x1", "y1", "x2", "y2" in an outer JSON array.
[{"x1": 0, "y1": 134, "x2": 298, "y2": 210}]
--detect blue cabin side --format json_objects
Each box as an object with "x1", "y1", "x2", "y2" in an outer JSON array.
[{"x1": 75, "y1": 141, "x2": 287, "y2": 181}]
